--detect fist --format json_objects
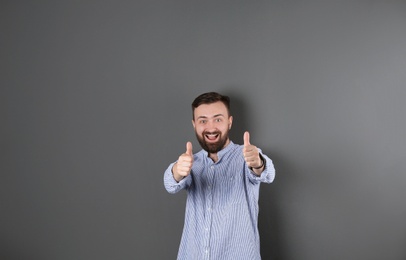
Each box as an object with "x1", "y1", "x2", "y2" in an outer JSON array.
[
  {"x1": 243, "y1": 131, "x2": 263, "y2": 169},
  {"x1": 173, "y1": 142, "x2": 194, "y2": 181}
]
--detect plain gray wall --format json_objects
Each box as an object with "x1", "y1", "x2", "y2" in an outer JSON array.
[{"x1": 1, "y1": 1, "x2": 406, "y2": 259}]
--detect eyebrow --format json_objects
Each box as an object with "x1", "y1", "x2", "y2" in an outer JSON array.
[{"x1": 197, "y1": 114, "x2": 225, "y2": 120}]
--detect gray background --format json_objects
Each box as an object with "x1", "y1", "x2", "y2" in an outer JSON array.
[{"x1": 1, "y1": 1, "x2": 406, "y2": 260}]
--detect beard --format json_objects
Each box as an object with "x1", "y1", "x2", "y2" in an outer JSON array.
[{"x1": 195, "y1": 129, "x2": 229, "y2": 154}]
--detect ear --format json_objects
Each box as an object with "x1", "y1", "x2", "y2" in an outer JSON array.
[
  {"x1": 192, "y1": 119, "x2": 196, "y2": 129},
  {"x1": 228, "y1": 116, "x2": 233, "y2": 129}
]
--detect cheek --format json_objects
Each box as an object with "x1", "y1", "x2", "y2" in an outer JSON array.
[
  {"x1": 194, "y1": 126, "x2": 204, "y2": 135},
  {"x1": 220, "y1": 125, "x2": 230, "y2": 134}
]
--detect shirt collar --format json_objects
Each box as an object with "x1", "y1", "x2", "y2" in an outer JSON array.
[
  {"x1": 218, "y1": 141, "x2": 235, "y2": 158},
  {"x1": 201, "y1": 141, "x2": 236, "y2": 162}
]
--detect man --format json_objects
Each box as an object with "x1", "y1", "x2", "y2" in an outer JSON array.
[{"x1": 164, "y1": 92, "x2": 275, "y2": 260}]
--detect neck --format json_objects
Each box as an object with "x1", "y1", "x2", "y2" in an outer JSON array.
[
  {"x1": 208, "y1": 138, "x2": 230, "y2": 163},
  {"x1": 209, "y1": 153, "x2": 218, "y2": 162}
]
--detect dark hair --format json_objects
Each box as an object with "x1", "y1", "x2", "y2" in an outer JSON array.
[{"x1": 191, "y1": 92, "x2": 231, "y2": 119}]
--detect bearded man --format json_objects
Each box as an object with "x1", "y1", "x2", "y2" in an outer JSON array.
[{"x1": 164, "y1": 92, "x2": 275, "y2": 260}]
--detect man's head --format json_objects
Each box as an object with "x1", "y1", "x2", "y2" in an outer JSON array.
[{"x1": 191, "y1": 92, "x2": 233, "y2": 154}]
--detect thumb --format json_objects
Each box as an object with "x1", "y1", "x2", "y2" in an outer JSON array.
[
  {"x1": 186, "y1": 141, "x2": 193, "y2": 155},
  {"x1": 244, "y1": 131, "x2": 250, "y2": 146}
]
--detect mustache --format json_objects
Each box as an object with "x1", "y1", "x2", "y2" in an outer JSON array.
[{"x1": 203, "y1": 131, "x2": 221, "y2": 135}]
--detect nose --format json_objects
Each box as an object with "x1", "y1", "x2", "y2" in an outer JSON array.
[{"x1": 205, "y1": 120, "x2": 217, "y2": 131}]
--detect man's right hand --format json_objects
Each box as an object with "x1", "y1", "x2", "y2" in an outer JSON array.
[{"x1": 172, "y1": 142, "x2": 194, "y2": 182}]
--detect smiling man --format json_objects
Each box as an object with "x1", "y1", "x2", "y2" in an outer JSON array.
[{"x1": 164, "y1": 92, "x2": 276, "y2": 260}]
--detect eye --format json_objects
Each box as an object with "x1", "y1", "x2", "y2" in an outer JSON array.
[
  {"x1": 200, "y1": 119, "x2": 207, "y2": 124},
  {"x1": 215, "y1": 118, "x2": 222, "y2": 122}
]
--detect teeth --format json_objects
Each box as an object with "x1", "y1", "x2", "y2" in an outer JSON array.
[{"x1": 205, "y1": 134, "x2": 218, "y2": 140}]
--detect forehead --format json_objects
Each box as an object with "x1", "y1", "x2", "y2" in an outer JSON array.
[{"x1": 194, "y1": 101, "x2": 229, "y2": 118}]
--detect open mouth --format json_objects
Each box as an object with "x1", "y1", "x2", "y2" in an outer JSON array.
[{"x1": 204, "y1": 133, "x2": 220, "y2": 142}]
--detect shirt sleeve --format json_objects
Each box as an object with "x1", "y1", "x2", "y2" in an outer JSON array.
[
  {"x1": 163, "y1": 162, "x2": 192, "y2": 194},
  {"x1": 247, "y1": 151, "x2": 276, "y2": 184}
]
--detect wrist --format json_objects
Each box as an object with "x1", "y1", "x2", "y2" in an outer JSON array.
[
  {"x1": 253, "y1": 154, "x2": 264, "y2": 169},
  {"x1": 249, "y1": 155, "x2": 265, "y2": 176}
]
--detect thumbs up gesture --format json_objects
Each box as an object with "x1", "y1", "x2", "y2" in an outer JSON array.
[
  {"x1": 243, "y1": 131, "x2": 264, "y2": 171},
  {"x1": 173, "y1": 142, "x2": 194, "y2": 182}
]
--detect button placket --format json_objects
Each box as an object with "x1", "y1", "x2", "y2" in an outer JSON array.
[{"x1": 203, "y1": 163, "x2": 215, "y2": 259}]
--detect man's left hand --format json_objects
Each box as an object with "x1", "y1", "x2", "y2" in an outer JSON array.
[{"x1": 243, "y1": 131, "x2": 263, "y2": 170}]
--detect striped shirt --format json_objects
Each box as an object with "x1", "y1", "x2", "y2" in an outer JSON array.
[{"x1": 164, "y1": 141, "x2": 275, "y2": 260}]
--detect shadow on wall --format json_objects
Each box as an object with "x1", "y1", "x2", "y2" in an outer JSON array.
[
  {"x1": 223, "y1": 89, "x2": 289, "y2": 260},
  {"x1": 223, "y1": 90, "x2": 249, "y2": 144},
  {"x1": 259, "y1": 152, "x2": 290, "y2": 260}
]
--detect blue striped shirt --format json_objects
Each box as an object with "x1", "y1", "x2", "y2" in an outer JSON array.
[{"x1": 164, "y1": 141, "x2": 275, "y2": 260}]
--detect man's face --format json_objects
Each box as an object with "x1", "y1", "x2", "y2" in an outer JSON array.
[{"x1": 192, "y1": 101, "x2": 233, "y2": 154}]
